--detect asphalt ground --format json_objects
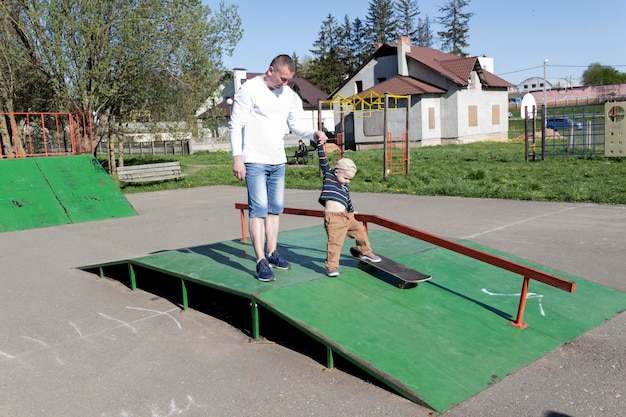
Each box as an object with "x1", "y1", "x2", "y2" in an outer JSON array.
[{"x1": 0, "y1": 185, "x2": 624, "y2": 417}]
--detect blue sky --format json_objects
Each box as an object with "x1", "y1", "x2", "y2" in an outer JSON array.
[{"x1": 214, "y1": 0, "x2": 626, "y2": 85}]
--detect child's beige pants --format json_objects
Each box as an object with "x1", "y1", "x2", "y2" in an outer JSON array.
[{"x1": 324, "y1": 211, "x2": 373, "y2": 270}]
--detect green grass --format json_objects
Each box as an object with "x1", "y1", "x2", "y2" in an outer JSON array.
[{"x1": 100, "y1": 141, "x2": 626, "y2": 204}]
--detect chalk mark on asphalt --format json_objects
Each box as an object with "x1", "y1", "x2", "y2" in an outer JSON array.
[{"x1": 0, "y1": 307, "x2": 182, "y2": 365}]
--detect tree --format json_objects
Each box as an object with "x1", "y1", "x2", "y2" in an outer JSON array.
[
  {"x1": 0, "y1": 1, "x2": 55, "y2": 113},
  {"x1": 0, "y1": 0, "x2": 56, "y2": 155},
  {"x1": 291, "y1": 51, "x2": 304, "y2": 77},
  {"x1": 0, "y1": 0, "x2": 241, "y2": 131},
  {"x1": 350, "y1": 17, "x2": 371, "y2": 66},
  {"x1": 305, "y1": 14, "x2": 344, "y2": 93},
  {"x1": 582, "y1": 63, "x2": 626, "y2": 86},
  {"x1": 365, "y1": 0, "x2": 397, "y2": 46},
  {"x1": 436, "y1": 0, "x2": 473, "y2": 56},
  {"x1": 1, "y1": 0, "x2": 241, "y2": 167},
  {"x1": 416, "y1": 15, "x2": 435, "y2": 47},
  {"x1": 337, "y1": 15, "x2": 358, "y2": 76},
  {"x1": 394, "y1": 0, "x2": 420, "y2": 41}
]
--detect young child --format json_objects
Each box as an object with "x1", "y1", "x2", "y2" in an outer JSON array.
[{"x1": 313, "y1": 138, "x2": 381, "y2": 277}]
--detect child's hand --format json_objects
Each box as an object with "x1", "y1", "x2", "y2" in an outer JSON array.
[{"x1": 314, "y1": 131, "x2": 328, "y2": 146}]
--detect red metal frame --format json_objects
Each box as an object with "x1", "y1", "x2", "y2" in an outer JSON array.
[
  {"x1": 235, "y1": 203, "x2": 576, "y2": 329},
  {"x1": 1, "y1": 110, "x2": 94, "y2": 158}
]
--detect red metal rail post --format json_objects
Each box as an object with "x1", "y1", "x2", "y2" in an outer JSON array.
[
  {"x1": 512, "y1": 277, "x2": 531, "y2": 329},
  {"x1": 239, "y1": 207, "x2": 247, "y2": 241}
]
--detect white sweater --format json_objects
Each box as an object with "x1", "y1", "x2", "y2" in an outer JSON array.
[{"x1": 228, "y1": 75, "x2": 315, "y2": 164}]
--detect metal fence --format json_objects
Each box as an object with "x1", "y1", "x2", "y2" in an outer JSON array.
[
  {"x1": 1, "y1": 111, "x2": 94, "y2": 158},
  {"x1": 545, "y1": 104, "x2": 605, "y2": 156},
  {"x1": 525, "y1": 104, "x2": 607, "y2": 160}
]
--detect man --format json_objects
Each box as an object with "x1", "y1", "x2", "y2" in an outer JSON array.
[
  {"x1": 293, "y1": 139, "x2": 308, "y2": 164},
  {"x1": 229, "y1": 54, "x2": 327, "y2": 282}
]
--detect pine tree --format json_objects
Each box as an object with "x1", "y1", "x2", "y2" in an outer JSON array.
[
  {"x1": 365, "y1": 0, "x2": 397, "y2": 46},
  {"x1": 351, "y1": 17, "x2": 372, "y2": 64},
  {"x1": 310, "y1": 14, "x2": 339, "y2": 58},
  {"x1": 291, "y1": 52, "x2": 302, "y2": 74},
  {"x1": 394, "y1": 0, "x2": 420, "y2": 41},
  {"x1": 306, "y1": 14, "x2": 345, "y2": 93},
  {"x1": 416, "y1": 15, "x2": 435, "y2": 47},
  {"x1": 337, "y1": 15, "x2": 358, "y2": 76},
  {"x1": 436, "y1": 0, "x2": 474, "y2": 56}
]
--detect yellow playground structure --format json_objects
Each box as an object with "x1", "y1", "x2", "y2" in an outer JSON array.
[{"x1": 318, "y1": 92, "x2": 410, "y2": 178}]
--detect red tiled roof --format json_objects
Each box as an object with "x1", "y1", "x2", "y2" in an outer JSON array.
[
  {"x1": 357, "y1": 76, "x2": 445, "y2": 98},
  {"x1": 482, "y1": 71, "x2": 513, "y2": 88},
  {"x1": 403, "y1": 46, "x2": 513, "y2": 88},
  {"x1": 335, "y1": 43, "x2": 513, "y2": 97},
  {"x1": 437, "y1": 57, "x2": 476, "y2": 85},
  {"x1": 288, "y1": 77, "x2": 329, "y2": 108},
  {"x1": 240, "y1": 73, "x2": 328, "y2": 109}
]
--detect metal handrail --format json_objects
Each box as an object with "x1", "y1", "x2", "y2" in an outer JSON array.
[{"x1": 235, "y1": 203, "x2": 576, "y2": 328}]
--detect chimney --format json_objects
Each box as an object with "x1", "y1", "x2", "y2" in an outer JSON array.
[
  {"x1": 397, "y1": 36, "x2": 411, "y2": 76},
  {"x1": 233, "y1": 68, "x2": 247, "y2": 92}
]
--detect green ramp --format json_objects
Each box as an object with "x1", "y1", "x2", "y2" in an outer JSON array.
[
  {"x1": 81, "y1": 227, "x2": 626, "y2": 412},
  {"x1": 0, "y1": 155, "x2": 136, "y2": 232},
  {"x1": 258, "y1": 229, "x2": 626, "y2": 411}
]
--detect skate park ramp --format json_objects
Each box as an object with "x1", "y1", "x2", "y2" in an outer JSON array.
[
  {"x1": 0, "y1": 155, "x2": 136, "y2": 232},
  {"x1": 81, "y1": 226, "x2": 626, "y2": 412}
]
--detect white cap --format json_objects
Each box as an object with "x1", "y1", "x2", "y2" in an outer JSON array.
[{"x1": 334, "y1": 158, "x2": 357, "y2": 174}]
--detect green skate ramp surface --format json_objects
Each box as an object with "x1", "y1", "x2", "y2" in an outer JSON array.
[
  {"x1": 0, "y1": 155, "x2": 136, "y2": 232},
  {"x1": 85, "y1": 227, "x2": 626, "y2": 412}
]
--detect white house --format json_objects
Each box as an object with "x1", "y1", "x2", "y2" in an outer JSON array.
[{"x1": 331, "y1": 36, "x2": 513, "y2": 149}]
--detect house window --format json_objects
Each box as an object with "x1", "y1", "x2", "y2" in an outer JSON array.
[
  {"x1": 428, "y1": 107, "x2": 436, "y2": 129},
  {"x1": 355, "y1": 80, "x2": 363, "y2": 94},
  {"x1": 492, "y1": 105, "x2": 500, "y2": 125},
  {"x1": 468, "y1": 105, "x2": 478, "y2": 127}
]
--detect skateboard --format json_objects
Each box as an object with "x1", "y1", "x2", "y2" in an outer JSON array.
[{"x1": 350, "y1": 247, "x2": 432, "y2": 289}]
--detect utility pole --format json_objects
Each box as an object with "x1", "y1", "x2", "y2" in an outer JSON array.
[
  {"x1": 542, "y1": 59, "x2": 548, "y2": 161},
  {"x1": 543, "y1": 59, "x2": 548, "y2": 108}
]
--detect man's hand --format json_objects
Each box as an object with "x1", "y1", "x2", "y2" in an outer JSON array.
[
  {"x1": 313, "y1": 131, "x2": 328, "y2": 146},
  {"x1": 232, "y1": 155, "x2": 245, "y2": 181}
]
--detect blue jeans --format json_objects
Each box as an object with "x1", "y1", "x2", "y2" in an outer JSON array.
[{"x1": 245, "y1": 163, "x2": 285, "y2": 218}]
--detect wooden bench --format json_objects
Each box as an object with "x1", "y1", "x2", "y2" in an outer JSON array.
[
  {"x1": 116, "y1": 161, "x2": 187, "y2": 183},
  {"x1": 293, "y1": 152, "x2": 313, "y2": 165}
]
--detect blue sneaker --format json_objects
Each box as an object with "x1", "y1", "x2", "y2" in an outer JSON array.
[
  {"x1": 256, "y1": 259, "x2": 275, "y2": 282},
  {"x1": 266, "y1": 250, "x2": 291, "y2": 270}
]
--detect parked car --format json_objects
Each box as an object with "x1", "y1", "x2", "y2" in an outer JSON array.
[{"x1": 545, "y1": 117, "x2": 583, "y2": 131}]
